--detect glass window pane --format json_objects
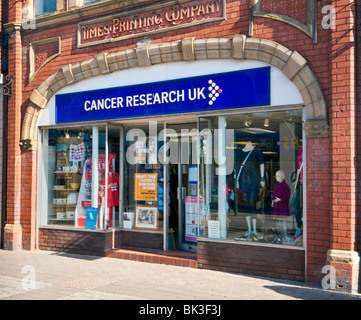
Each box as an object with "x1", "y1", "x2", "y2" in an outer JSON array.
[
  {"x1": 199, "y1": 110, "x2": 304, "y2": 247},
  {"x1": 42, "y1": 126, "x2": 108, "y2": 230},
  {"x1": 122, "y1": 123, "x2": 164, "y2": 233},
  {"x1": 35, "y1": 0, "x2": 57, "y2": 16}
]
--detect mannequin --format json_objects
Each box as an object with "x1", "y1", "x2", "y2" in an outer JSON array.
[
  {"x1": 272, "y1": 170, "x2": 290, "y2": 215},
  {"x1": 236, "y1": 141, "x2": 265, "y2": 237},
  {"x1": 272, "y1": 170, "x2": 291, "y2": 240}
]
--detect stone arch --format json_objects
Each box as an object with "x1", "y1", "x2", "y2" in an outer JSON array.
[{"x1": 21, "y1": 34, "x2": 328, "y2": 151}]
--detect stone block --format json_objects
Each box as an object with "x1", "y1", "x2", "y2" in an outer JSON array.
[
  {"x1": 29, "y1": 89, "x2": 47, "y2": 109},
  {"x1": 96, "y1": 53, "x2": 110, "y2": 74},
  {"x1": 136, "y1": 46, "x2": 151, "y2": 66},
  {"x1": 232, "y1": 34, "x2": 246, "y2": 59},
  {"x1": 282, "y1": 51, "x2": 308, "y2": 80},
  {"x1": 182, "y1": 37, "x2": 195, "y2": 61},
  {"x1": 62, "y1": 64, "x2": 75, "y2": 84}
]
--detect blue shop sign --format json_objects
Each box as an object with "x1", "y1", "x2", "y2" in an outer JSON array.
[{"x1": 56, "y1": 67, "x2": 270, "y2": 124}]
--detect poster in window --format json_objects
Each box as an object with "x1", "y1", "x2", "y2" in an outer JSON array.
[
  {"x1": 134, "y1": 205, "x2": 158, "y2": 230},
  {"x1": 188, "y1": 165, "x2": 198, "y2": 183},
  {"x1": 185, "y1": 196, "x2": 204, "y2": 242},
  {"x1": 208, "y1": 220, "x2": 221, "y2": 239},
  {"x1": 85, "y1": 207, "x2": 98, "y2": 230},
  {"x1": 134, "y1": 173, "x2": 158, "y2": 201}
]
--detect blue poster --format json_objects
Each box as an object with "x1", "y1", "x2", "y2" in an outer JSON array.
[
  {"x1": 85, "y1": 207, "x2": 98, "y2": 230},
  {"x1": 56, "y1": 67, "x2": 270, "y2": 124}
]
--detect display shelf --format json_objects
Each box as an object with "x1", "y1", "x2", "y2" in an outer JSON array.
[
  {"x1": 52, "y1": 172, "x2": 80, "y2": 174},
  {"x1": 49, "y1": 219, "x2": 75, "y2": 224}
]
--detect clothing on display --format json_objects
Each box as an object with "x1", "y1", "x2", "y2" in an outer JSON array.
[
  {"x1": 272, "y1": 179, "x2": 291, "y2": 216},
  {"x1": 297, "y1": 147, "x2": 303, "y2": 185},
  {"x1": 99, "y1": 171, "x2": 120, "y2": 208},
  {"x1": 236, "y1": 142, "x2": 264, "y2": 213}
]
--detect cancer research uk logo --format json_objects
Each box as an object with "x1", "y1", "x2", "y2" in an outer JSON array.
[
  {"x1": 83, "y1": 78, "x2": 223, "y2": 112},
  {"x1": 208, "y1": 79, "x2": 222, "y2": 105}
]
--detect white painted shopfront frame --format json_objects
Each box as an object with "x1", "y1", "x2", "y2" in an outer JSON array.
[{"x1": 36, "y1": 59, "x2": 305, "y2": 252}]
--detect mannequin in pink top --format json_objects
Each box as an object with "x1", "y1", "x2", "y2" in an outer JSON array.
[
  {"x1": 272, "y1": 170, "x2": 291, "y2": 242},
  {"x1": 272, "y1": 170, "x2": 290, "y2": 216}
]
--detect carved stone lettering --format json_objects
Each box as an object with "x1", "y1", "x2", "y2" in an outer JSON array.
[{"x1": 78, "y1": 0, "x2": 225, "y2": 47}]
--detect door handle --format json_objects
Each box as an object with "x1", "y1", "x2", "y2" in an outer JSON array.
[
  {"x1": 182, "y1": 187, "x2": 186, "y2": 199},
  {"x1": 177, "y1": 187, "x2": 187, "y2": 200}
]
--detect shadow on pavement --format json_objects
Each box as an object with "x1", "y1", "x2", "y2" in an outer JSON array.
[
  {"x1": 50, "y1": 252, "x2": 102, "y2": 261},
  {"x1": 264, "y1": 285, "x2": 361, "y2": 300}
]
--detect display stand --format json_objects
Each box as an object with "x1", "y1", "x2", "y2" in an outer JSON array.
[{"x1": 49, "y1": 137, "x2": 82, "y2": 225}]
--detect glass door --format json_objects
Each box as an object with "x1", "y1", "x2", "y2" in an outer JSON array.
[{"x1": 166, "y1": 123, "x2": 198, "y2": 252}]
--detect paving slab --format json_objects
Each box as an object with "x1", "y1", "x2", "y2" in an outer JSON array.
[{"x1": 0, "y1": 249, "x2": 360, "y2": 303}]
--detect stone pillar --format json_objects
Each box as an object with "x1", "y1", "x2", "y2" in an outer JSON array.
[{"x1": 3, "y1": 1, "x2": 23, "y2": 251}]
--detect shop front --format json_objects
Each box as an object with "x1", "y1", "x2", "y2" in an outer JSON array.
[{"x1": 22, "y1": 36, "x2": 328, "y2": 282}]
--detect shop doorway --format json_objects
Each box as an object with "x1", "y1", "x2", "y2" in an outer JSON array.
[{"x1": 167, "y1": 123, "x2": 198, "y2": 252}]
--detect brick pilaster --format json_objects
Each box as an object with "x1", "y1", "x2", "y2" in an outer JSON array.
[
  {"x1": 21, "y1": 150, "x2": 37, "y2": 251},
  {"x1": 3, "y1": 1, "x2": 23, "y2": 250},
  {"x1": 327, "y1": 0, "x2": 359, "y2": 293}
]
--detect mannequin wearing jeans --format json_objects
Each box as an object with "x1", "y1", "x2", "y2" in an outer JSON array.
[{"x1": 236, "y1": 141, "x2": 265, "y2": 237}]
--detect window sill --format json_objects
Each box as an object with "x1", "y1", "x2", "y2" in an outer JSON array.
[
  {"x1": 39, "y1": 225, "x2": 121, "y2": 233},
  {"x1": 198, "y1": 237, "x2": 305, "y2": 251}
]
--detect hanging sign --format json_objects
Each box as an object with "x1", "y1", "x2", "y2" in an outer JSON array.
[{"x1": 56, "y1": 67, "x2": 271, "y2": 124}]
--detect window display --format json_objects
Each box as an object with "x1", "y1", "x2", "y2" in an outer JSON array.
[
  {"x1": 40, "y1": 110, "x2": 303, "y2": 247},
  {"x1": 199, "y1": 110, "x2": 304, "y2": 247},
  {"x1": 123, "y1": 124, "x2": 164, "y2": 232},
  {"x1": 41, "y1": 125, "x2": 120, "y2": 230}
]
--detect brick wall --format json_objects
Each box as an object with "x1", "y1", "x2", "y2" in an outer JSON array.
[
  {"x1": 305, "y1": 137, "x2": 332, "y2": 283},
  {"x1": 120, "y1": 231, "x2": 163, "y2": 250},
  {"x1": 39, "y1": 227, "x2": 121, "y2": 256},
  {"x1": 20, "y1": 150, "x2": 37, "y2": 251},
  {"x1": 38, "y1": 228, "x2": 163, "y2": 254},
  {"x1": 354, "y1": 0, "x2": 361, "y2": 290},
  {"x1": 198, "y1": 240, "x2": 305, "y2": 281}
]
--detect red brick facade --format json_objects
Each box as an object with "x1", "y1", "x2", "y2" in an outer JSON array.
[{"x1": 2, "y1": 0, "x2": 360, "y2": 293}]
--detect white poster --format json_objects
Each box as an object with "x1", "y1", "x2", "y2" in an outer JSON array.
[
  {"x1": 185, "y1": 196, "x2": 203, "y2": 242},
  {"x1": 208, "y1": 220, "x2": 221, "y2": 239}
]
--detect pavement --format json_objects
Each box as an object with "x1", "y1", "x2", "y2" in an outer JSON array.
[{"x1": 0, "y1": 249, "x2": 361, "y2": 303}]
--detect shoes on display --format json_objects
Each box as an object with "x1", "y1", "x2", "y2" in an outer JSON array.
[
  {"x1": 282, "y1": 236, "x2": 292, "y2": 244},
  {"x1": 234, "y1": 237, "x2": 247, "y2": 241},
  {"x1": 294, "y1": 235, "x2": 303, "y2": 246},
  {"x1": 272, "y1": 237, "x2": 282, "y2": 244},
  {"x1": 293, "y1": 229, "x2": 303, "y2": 239}
]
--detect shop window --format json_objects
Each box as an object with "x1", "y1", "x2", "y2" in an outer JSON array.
[
  {"x1": 35, "y1": 0, "x2": 57, "y2": 16},
  {"x1": 41, "y1": 125, "x2": 120, "y2": 229},
  {"x1": 198, "y1": 110, "x2": 304, "y2": 247},
  {"x1": 122, "y1": 123, "x2": 165, "y2": 233}
]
